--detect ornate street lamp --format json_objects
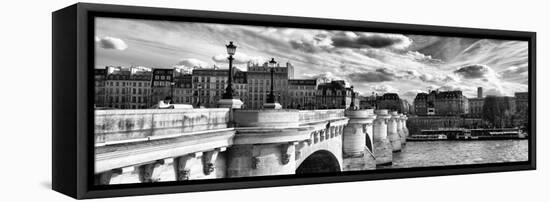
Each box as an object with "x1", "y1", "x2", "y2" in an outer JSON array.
[
  {"x1": 350, "y1": 85, "x2": 356, "y2": 110},
  {"x1": 262, "y1": 57, "x2": 282, "y2": 109},
  {"x1": 267, "y1": 58, "x2": 276, "y2": 103},
  {"x1": 222, "y1": 41, "x2": 237, "y2": 99}
]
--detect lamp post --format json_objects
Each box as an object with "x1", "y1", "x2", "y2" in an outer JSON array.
[
  {"x1": 267, "y1": 58, "x2": 276, "y2": 103},
  {"x1": 263, "y1": 58, "x2": 282, "y2": 109},
  {"x1": 217, "y1": 41, "x2": 244, "y2": 109},
  {"x1": 222, "y1": 41, "x2": 237, "y2": 99}
]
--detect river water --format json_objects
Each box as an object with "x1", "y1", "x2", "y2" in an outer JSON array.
[{"x1": 379, "y1": 140, "x2": 529, "y2": 169}]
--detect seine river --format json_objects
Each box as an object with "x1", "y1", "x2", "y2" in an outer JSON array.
[{"x1": 379, "y1": 140, "x2": 529, "y2": 169}]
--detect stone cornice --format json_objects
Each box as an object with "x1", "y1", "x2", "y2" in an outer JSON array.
[
  {"x1": 233, "y1": 127, "x2": 311, "y2": 145},
  {"x1": 95, "y1": 129, "x2": 234, "y2": 173}
]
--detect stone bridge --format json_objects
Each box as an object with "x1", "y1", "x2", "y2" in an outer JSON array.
[{"x1": 94, "y1": 108, "x2": 409, "y2": 185}]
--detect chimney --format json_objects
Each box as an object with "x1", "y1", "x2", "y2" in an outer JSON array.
[{"x1": 477, "y1": 87, "x2": 483, "y2": 98}]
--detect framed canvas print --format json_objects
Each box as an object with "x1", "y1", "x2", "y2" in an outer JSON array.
[{"x1": 52, "y1": 3, "x2": 536, "y2": 199}]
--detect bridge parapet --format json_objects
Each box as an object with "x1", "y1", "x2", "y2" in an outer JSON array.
[
  {"x1": 94, "y1": 108, "x2": 233, "y2": 183},
  {"x1": 95, "y1": 108, "x2": 231, "y2": 144},
  {"x1": 298, "y1": 109, "x2": 346, "y2": 124},
  {"x1": 92, "y1": 107, "x2": 390, "y2": 184}
]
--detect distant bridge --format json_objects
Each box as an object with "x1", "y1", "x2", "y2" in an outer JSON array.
[{"x1": 94, "y1": 107, "x2": 408, "y2": 184}]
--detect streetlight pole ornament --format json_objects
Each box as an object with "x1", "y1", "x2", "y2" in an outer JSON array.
[
  {"x1": 223, "y1": 41, "x2": 237, "y2": 99},
  {"x1": 267, "y1": 58, "x2": 276, "y2": 103}
]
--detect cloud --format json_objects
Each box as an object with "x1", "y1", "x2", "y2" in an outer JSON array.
[
  {"x1": 177, "y1": 58, "x2": 208, "y2": 68},
  {"x1": 444, "y1": 74, "x2": 460, "y2": 82},
  {"x1": 402, "y1": 89, "x2": 424, "y2": 102},
  {"x1": 418, "y1": 73, "x2": 460, "y2": 83},
  {"x1": 403, "y1": 89, "x2": 423, "y2": 97},
  {"x1": 289, "y1": 34, "x2": 333, "y2": 53},
  {"x1": 406, "y1": 51, "x2": 443, "y2": 64},
  {"x1": 454, "y1": 64, "x2": 491, "y2": 79},
  {"x1": 304, "y1": 71, "x2": 348, "y2": 85},
  {"x1": 348, "y1": 68, "x2": 398, "y2": 83},
  {"x1": 437, "y1": 84, "x2": 467, "y2": 92},
  {"x1": 484, "y1": 88, "x2": 505, "y2": 96},
  {"x1": 372, "y1": 84, "x2": 398, "y2": 94},
  {"x1": 332, "y1": 32, "x2": 412, "y2": 50},
  {"x1": 96, "y1": 36, "x2": 128, "y2": 50},
  {"x1": 501, "y1": 65, "x2": 528, "y2": 77},
  {"x1": 452, "y1": 64, "x2": 504, "y2": 94},
  {"x1": 212, "y1": 52, "x2": 265, "y2": 65}
]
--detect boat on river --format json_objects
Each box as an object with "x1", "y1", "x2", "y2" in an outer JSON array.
[{"x1": 408, "y1": 128, "x2": 526, "y2": 141}]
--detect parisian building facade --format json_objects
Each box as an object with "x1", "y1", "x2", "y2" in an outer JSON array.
[
  {"x1": 359, "y1": 93, "x2": 411, "y2": 114},
  {"x1": 94, "y1": 62, "x2": 358, "y2": 110},
  {"x1": 95, "y1": 66, "x2": 153, "y2": 109},
  {"x1": 413, "y1": 90, "x2": 469, "y2": 116}
]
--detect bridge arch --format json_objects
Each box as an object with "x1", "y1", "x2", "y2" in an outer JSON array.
[{"x1": 296, "y1": 150, "x2": 341, "y2": 174}]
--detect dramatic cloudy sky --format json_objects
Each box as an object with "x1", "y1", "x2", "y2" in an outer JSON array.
[{"x1": 95, "y1": 17, "x2": 529, "y2": 102}]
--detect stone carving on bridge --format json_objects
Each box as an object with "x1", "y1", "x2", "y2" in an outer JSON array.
[
  {"x1": 251, "y1": 156, "x2": 261, "y2": 169},
  {"x1": 174, "y1": 154, "x2": 198, "y2": 181},
  {"x1": 138, "y1": 160, "x2": 164, "y2": 183},
  {"x1": 202, "y1": 148, "x2": 225, "y2": 175},
  {"x1": 280, "y1": 142, "x2": 298, "y2": 165},
  {"x1": 95, "y1": 168, "x2": 122, "y2": 185}
]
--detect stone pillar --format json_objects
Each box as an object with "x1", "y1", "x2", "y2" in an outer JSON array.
[
  {"x1": 388, "y1": 111, "x2": 402, "y2": 152},
  {"x1": 373, "y1": 110, "x2": 392, "y2": 166},
  {"x1": 228, "y1": 110, "x2": 309, "y2": 178},
  {"x1": 342, "y1": 109, "x2": 377, "y2": 171},
  {"x1": 396, "y1": 113, "x2": 406, "y2": 146},
  {"x1": 343, "y1": 109, "x2": 376, "y2": 157}
]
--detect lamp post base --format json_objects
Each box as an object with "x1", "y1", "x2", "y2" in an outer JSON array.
[
  {"x1": 217, "y1": 99, "x2": 243, "y2": 109},
  {"x1": 263, "y1": 102, "x2": 282, "y2": 109}
]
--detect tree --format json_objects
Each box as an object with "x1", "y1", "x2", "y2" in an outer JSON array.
[{"x1": 482, "y1": 96, "x2": 513, "y2": 128}]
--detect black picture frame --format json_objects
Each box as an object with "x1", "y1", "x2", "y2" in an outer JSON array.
[{"x1": 52, "y1": 3, "x2": 536, "y2": 199}]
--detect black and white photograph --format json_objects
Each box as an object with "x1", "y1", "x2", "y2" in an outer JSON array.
[{"x1": 93, "y1": 17, "x2": 530, "y2": 185}]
